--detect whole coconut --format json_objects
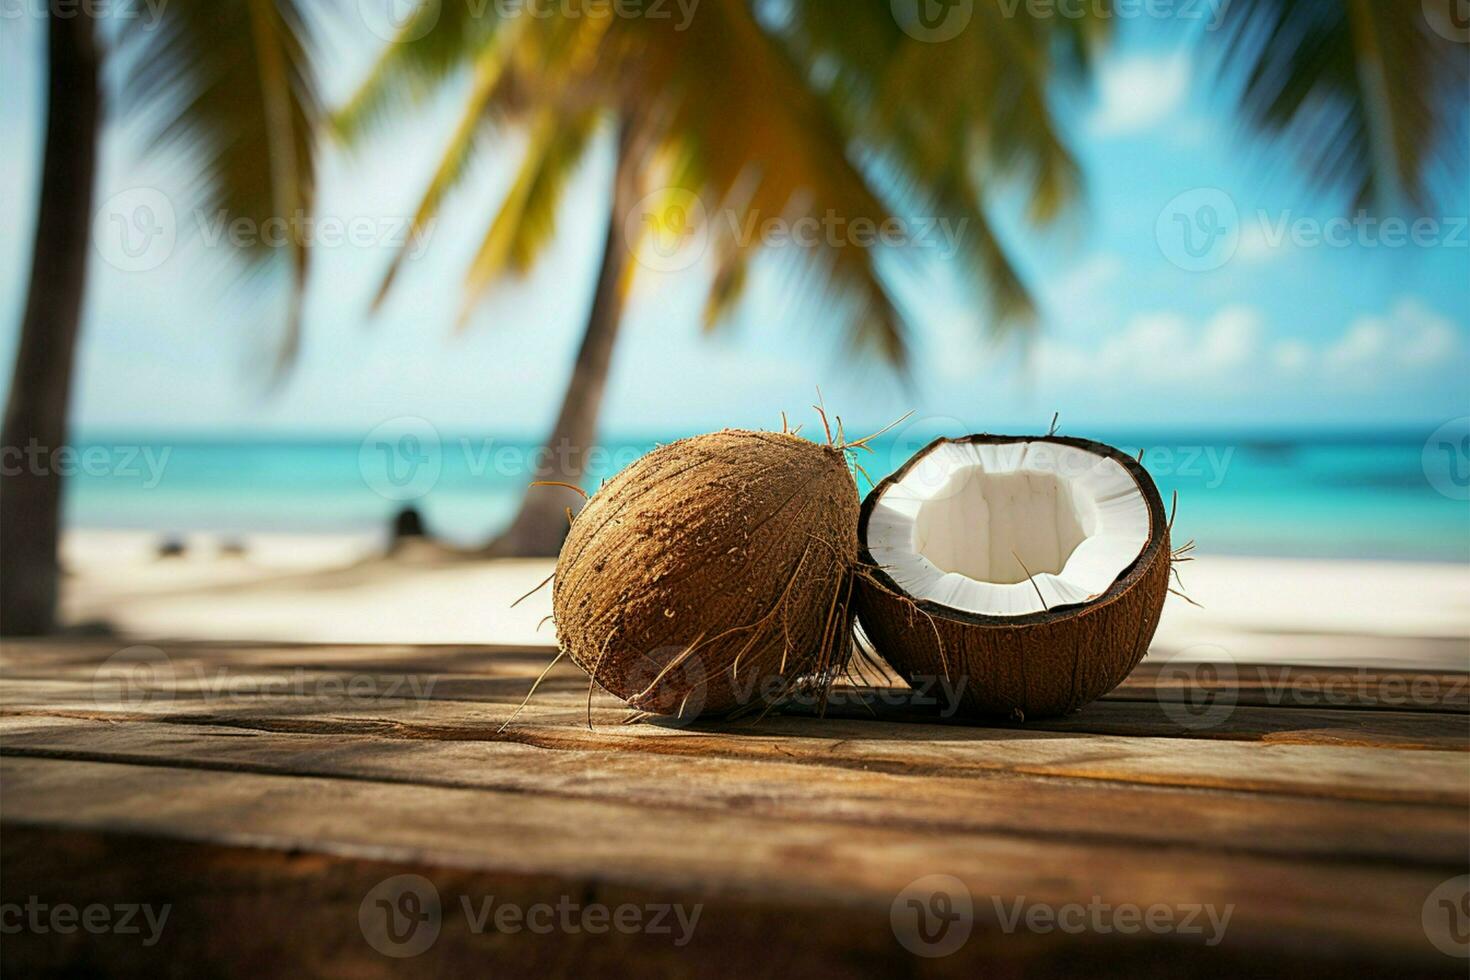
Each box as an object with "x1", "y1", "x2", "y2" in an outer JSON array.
[{"x1": 553, "y1": 429, "x2": 859, "y2": 719}]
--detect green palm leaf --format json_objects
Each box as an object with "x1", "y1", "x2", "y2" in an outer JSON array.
[
  {"x1": 346, "y1": 1, "x2": 1097, "y2": 367},
  {"x1": 1205, "y1": 0, "x2": 1468, "y2": 211},
  {"x1": 332, "y1": 0, "x2": 505, "y2": 144},
  {"x1": 459, "y1": 108, "x2": 600, "y2": 323},
  {"x1": 363, "y1": 32, "x2": 522, "y2": 311},
  {"x1": 119, "y1": 0, "x2": 323, "y2": 374}
]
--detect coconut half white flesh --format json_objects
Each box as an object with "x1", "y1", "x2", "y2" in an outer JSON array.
[{"x1": 866, "y1": 441, "x2": 1151, "y2": 617}]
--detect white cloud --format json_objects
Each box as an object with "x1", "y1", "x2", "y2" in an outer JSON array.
[
  {"x1": 1323, "y1": 320, "x2": 1387, "y2": 374},
  {"x1": 1036, "y1": 306, "x2": 1263, "y2": 386},
  {"x1": 1198, "y1": 306, "x2": 1262, "y2": 372},
  {"x1": 1271, "y1": 340, "x2": 1310, "y2": 373},
  {"x1": 1029, "y1": 299, "x2": 1461, "y2": 390},
  {"x1": 1043, "y1": 252, "x2": 1124, "y2": 325},
  {"x1": 1052, "y1": 252, "x2": 1117, "y2": 302},
  {"x1": 1326, "y1": 299, "x2": 1459, "y2": 376},
  {"x1": 1236, "y1": 218, "x2": 1294, "y2": 263},
  {"x1": 1087, "y1": 55, "x2": 1190, "y2": 137},
  {"x1": 1054, "y1": 253, "x2": 1124, "y2": 298}
]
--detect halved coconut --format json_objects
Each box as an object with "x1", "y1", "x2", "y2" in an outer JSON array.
[{"x1": 855, "y1": 435, "x2": 1170, "y2": 720}]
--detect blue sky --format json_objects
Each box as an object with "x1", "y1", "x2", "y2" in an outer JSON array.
[{"x1": 1, "y1": 12, "x2": 1466, "y2": 439}]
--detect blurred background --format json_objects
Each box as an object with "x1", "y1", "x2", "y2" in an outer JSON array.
[{"x1": 1, "y1": 2, "x2": 1466, "y2": 661}]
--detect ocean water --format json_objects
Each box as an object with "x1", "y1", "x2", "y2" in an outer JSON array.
[{"x1": 59, "y1": 429, "x2": 1470, "y2": 562}]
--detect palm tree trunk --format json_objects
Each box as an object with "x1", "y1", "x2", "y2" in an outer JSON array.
[
  {"x1": 486, "y1": 122, "x2": 641, "y2": 558},
  {"x1": 0, "y1": 14, "x2": 101, "y2": 635}
]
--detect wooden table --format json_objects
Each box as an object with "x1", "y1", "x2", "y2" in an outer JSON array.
[{"x1": 2, "y1": 639, "x2": 1467, "y2": 976}]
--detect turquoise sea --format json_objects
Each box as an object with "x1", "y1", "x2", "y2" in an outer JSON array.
[{"x1": 60, "y1": 429, "x2": 1470, "y2": 562}]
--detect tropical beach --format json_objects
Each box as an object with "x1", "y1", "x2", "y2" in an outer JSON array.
[
  {"x1": 3, "y1": 1, "x2": 1468, "y2": 975},
  {"x1": 49, "y1": 425, "x2": 1470, "y2": 670},
  {"x1": 49, "y1": 424, "x2": 1470, "y2": 667},
  {"x1": 57, "y1": 528, "x2": 1470, "y2": 671}
]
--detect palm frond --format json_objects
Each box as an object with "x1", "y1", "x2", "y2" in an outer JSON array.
[
  {"x1": 1204, "y1": 0, "x2": 1468, "y2": 211},
  {"x1": 368, "y1": 35, "x2": 519, "y2": 311},
  {"x1": 457, "y1": 109, "x2": 600, "y2": 324},
  {"x1": 632, "y1": 0, "x2": 911, "y2": 362},
  {"x1": 353, "y1": 0, "x2": 1103, "y2": 367},
  {"x1": 333, "y1": 2, "x2": 503, "y2": 144},
  {"x1": 703, "y1": 240, "x2": 752, "y2": 329},
  {"x1": 774, "y1": 0, "x2": 1102, "y2": 346},
  {"x1": 119, "y1": 0, "x2": 323, "y2": 376}
]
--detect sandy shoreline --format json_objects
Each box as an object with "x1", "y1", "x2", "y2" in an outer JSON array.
[{"x1": 54, "y1": 529, "x2": 1470, "y2": 672}]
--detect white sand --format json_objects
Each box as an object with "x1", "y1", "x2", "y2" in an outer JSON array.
[{"x1": 56, "y1": 530, "x2": 1470, "y2": 672}]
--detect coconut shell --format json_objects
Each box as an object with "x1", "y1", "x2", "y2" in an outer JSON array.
[
  {"x1": 553, "y1": 429, "x2": 859, "y2": 719},
  {"x1": 854, "y1": 435, "x2": 1171, "y2": 720}
]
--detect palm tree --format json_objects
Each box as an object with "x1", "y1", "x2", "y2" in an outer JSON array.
[
  {"x1": 337, "y1": 2, "x2": 1104, "y2": 556},
  {"x1": 1, "y1": 13, "x2": 101, "y2": 636},
  {"x1": 342, "y1": 2, "x2": 1465, "y2": 560},
  {"x1": 5, "y1": 2, "x2": 1462, "y2": 633},
  {"x1": 0, "y1": 2, "x2": 322, "y2": 634}
]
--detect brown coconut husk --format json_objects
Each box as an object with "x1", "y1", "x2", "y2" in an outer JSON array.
[
  {"x1": 854, "y1": 434, "x2": 1172, "y2": 721},
  {"x1": 550, "y1": 429, "x2": 861, "y2": 721}
]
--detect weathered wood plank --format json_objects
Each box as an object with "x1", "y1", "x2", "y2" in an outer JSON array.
[
  {"x1": 805, "y1": 689, "x2": 1470, "y2": 748},
  {"x1": 5, "y1": 640, "x2": 1466, "y2": 712},
  {"x1": 5, "y1": 663, "x2": 1467, "y2": 750},
  {"x1": 9, "y1": 826, "x2": 1456, "y2": 979},
  {"x1": 3, "y1": 691, "x2": 1467, "y2": 805},
  {"x1": 0, "y1": 641, "x2": 557, "y2": 674},
  {"x1": 3, "y1": 715, "x2": 1465, "y2": 868},
  {"x1": 1119, "y1": 662, "x2": 1470, "y2": 713},
  {"x1": 2, "y1": 756, "x2": 1463, "y2": 971},
  {"x1": 3, "y1": 639, "x2": 1466, "y2": 973}
]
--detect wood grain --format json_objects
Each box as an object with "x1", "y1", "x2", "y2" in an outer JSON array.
[
  {"x1": 2, "y1": 639, "x2": 1466, "y2": 975},
  {"x1": 7, "y1": 639, "x2": 1466, "y2": 706},
  {"x1": 4, "y1": 716, "x2": 1465, "y2": 866},
  {"x1": 2, "y1": 757, "x2": 1462, "y2": 969},
  {"x1": 5, "y1": 680, "x2": 1468, "y2": 803},
  {"x1": 6, "y1": 651, "x2": 1467, "y2": 749}
]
